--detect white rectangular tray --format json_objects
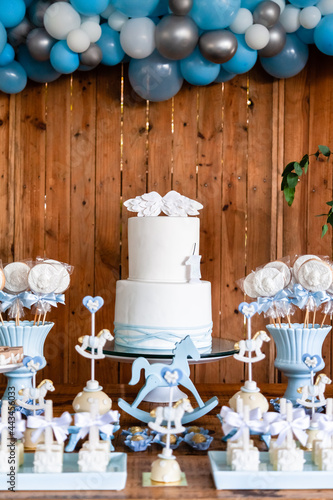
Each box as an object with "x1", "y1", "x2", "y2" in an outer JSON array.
[
  {"x1": 209, "y1": 451, "x2": 333, "y2": 490},
  {"x1": 0, "y1": 452, "x2": 127, "y2": 491}
]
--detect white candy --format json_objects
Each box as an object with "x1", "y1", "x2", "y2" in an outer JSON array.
[
  {"x1": 293, "y1": 254, "x2": 321, "y2": 280},
  {"x1": 243, "y1": 272, "x2": 259, "y2": 298},
  {"x1": 253, "y1": 267, "x2": 285, "y2": 297},
  {"x1": 4, "y1": 262, "x2": 30, "y2": 293},
  {"x1": 297, "y1": 259, "x2": 333, "y2": 292},
  {"x1": 44, "y1": 259, "x2": 70, "y2": 293},
  {"x1": 264, "y1": 261, "x2": 291, "y2": 287},
  {"x1": 28, "y1": 263, "x2": 61, "y2": 294}
]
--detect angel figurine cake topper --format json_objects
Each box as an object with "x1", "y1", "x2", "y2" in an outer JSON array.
[{"x1": 124, "y1": 191, "x2": 203, "y2": 217}]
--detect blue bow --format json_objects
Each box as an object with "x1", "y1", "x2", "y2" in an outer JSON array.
[
  {"x1": 0, "y1": 291, "x2": 37, "y2": 312},
  {"x1": 257, "y1": 289, "x2": 290, "y2": 314},
  {"x1": 291, "y1": 284, "x2": 330, "y2": 309},
  {"x1": 36, "y1": 293, "x2": 59, "y2": 308}
]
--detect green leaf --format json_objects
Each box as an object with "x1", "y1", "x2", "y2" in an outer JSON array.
[
  {"x1": 281, "y1": 175, "x2": 288, "y2": 191},
  {"x1": 282, "y1": 161, "x2": 296, "y2": 177},
  {"x1": 284, "y1": 187, "x2": 295, "y2": 206},
  {"x1": 287, "y1": 172, "x2": 299, "y2": 188},
  {"x1": 319, "y1": 145, "x2": 331, "y2": 157},
  {"x1": 327, "y1": 212, "x2": 333, "y2": 226},
  {"x1": 326, "y1": 200, "x2": 333, "y2": 207},
  {"x1": 300, "y1": 154, "x2": 309, "y2": 167},
  {"x1": 294, "y1": 162, "x2": 303, "y2": 176},
  {"x1": 321, "y1": 224, "x2": 328, "y2": 237}
]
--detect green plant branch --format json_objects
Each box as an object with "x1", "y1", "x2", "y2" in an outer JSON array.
[{"x1": 281, "y1": 145, "x2": 333, "y2": 238}]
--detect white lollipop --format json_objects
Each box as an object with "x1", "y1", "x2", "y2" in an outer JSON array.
[
  {"x1": 253, "y1": 267, "x2": 285, "y2": 297},
  {"x1": 4, "y1": 262, "x2": 30, "y2": 293},
  {"x1": 293, "y1": 254, "x2": 321, "y2": 280},
  {"x1": 243, "y1": 272, "x2": 259, "y2": 298},
  {"x1": 44, "y1": 259, "x2": 70, "y2": 293},
  {"x1": 297, "y1": 259, "x2": 333, "y2": 292},
  {"x1": 264, "y1": 261, "x2": 291, "y2": 287},
  {"x1": 28, "y1": 263, "x2": 61, "y2": 294}
]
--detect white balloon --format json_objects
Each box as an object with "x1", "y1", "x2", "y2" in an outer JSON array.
[
  {"x1": 299, "y1": 6, "x2": 321, "y2": 29},
  {"x1": 279, "y1": 5, "x2": 301, "y2": 33},
  {"x1": 81, "y1": 21, "x2": 102, "y2": 42},
  {"x1": 67, "y1": 28, "x2": 91, "y2": 53},
  {"x1": 271, "y1": 0, "x2": 285, "y2": 14},
  {"x1": 108, "y1": 11, "x2": 128, "y2": 31},
  {"x1": 80, "y1": 15, "x2": 100, "y2": 24},
  {"x1": 44, "y1": 2, "x2": 81, "y2": 40},
  {"x1": 245, "y1": 24, "x2": 270, "y2": 49},
  {"x1": 120, "y1": 18, "x2": 156, "y2": 59},
  {"x1": 100, "y1": 4, "x2": 115, "y2": 19},
  {"x1": 316, "y1": 0, "x2": 333, "y2": 15},
  {"x1": 229, "y1": 8, "x2": 253, "y2": 34}
]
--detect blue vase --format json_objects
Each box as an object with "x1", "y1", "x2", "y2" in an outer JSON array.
[
  {"x1": 0, "y1": 320, "x2": 54, "y2": 400},
  {"x1": 267, "y1": 323, "x2": 331, "y2": 403}
]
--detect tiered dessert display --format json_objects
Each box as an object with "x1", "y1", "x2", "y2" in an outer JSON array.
[
  {"x1": 0, "y1": 258, "x2": 72, "y2": 401},
  {"x1": 237, "y1": 255, "x2": 333, "y2": 402},
  {"x1": 114, "y1": 191, "x2": 212, "y2": 351}
]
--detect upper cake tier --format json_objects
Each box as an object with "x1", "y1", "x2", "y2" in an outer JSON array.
[{"x1": 128, "y1": 216, "x2": 199, "y2": 283}]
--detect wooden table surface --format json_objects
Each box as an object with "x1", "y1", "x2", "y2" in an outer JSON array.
[{"x1": 2, "y1": 383, "x2": 333, "y2": 500}]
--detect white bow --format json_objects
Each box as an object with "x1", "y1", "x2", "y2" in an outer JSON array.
[
  {"x1": 74, "y1": 410, "x2": 119, "y2": 440},
  {"x1": 220, "y1": 406, "x2": 265, "y2": 440},
  {"x1": 27, "y1": 411, "x2": 72, "y2": 443},
  {"x1": 269, "y1": 414, "x2": 310, "y2": 447}
]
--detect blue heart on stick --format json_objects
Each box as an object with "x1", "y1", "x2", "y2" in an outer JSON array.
[
  {"x1": 161, "y1": 367, "x2": 183, "y2": 386},
  {"x1": 238, "y1": 301, "x2": 259, "y2": 319},
  {"x1": 302, "y1": 353, "x2": 322, "y2": 371},
  {"x1": 82, "y1": 296, "x2": 104, "y2": 313},
  {"x1": 23, "y1": 355, "x2": 44, "y2": 372}
]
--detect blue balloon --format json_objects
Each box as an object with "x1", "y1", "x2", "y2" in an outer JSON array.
[
  {"x1": 96, "y1": 23, "x2": 124, "y2": 66},
  {"x1": 314, "y1": 14, "x2": 333, "y2": 55},
  {"x1": 296, "y1": 26, "x2": 315, "y2": 45},
  {"x1": 240, "y1": 0, "x2": 263, "y2": 11},
  {"x1": 190, "y1": 0, "x2": 241, "y2": 30},
  {"x1": 0, "y1": 43, "x2": 15, "y2": 67},
  {"x1": 24, "y1": 0, "x2": 34, "y2": 6},
  {"x1": 151, "y1": 0, "x2": 169, "y2": 16},
  {"x1": 260, "y1": 34, "x2": 308, "y2": 78},
  {"x1": 180, "y1": 46, "x2": 220, "y2": 85},
  {"x1": 111, "y1": 0, "x2": 160, "y2": 17},
  {"x1": 222, "y1": 34, "x2": 257, "y2": 74},
  {"x1": 0, "y1": 61, "x2": 27, "y2": 94},
  {"x1": 289, "y1": 0, "x2": 317, "y2": 6},
  {"x1": 0, "y1": 0, "x2": 26, "y2": 28},
  {"x1": 0, "y1": 21, "x2": 6, "y2": 54},
  {"x1": 70, "y1": 0, "x2": 109, "y2": 16},
  {"x1": 129, "y1": 51, "x2": 183, "y2": 102},
  {"x1": 18, "y1": 44, "x2": 60, "y2": 82},
  {"x1": 215, "y1": 66, "x2": 236, "y2": 82},
  {"x1": 50, "y1": 41, "x2": 80, "y2": 74}
]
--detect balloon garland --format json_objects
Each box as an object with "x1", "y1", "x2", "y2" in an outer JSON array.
[{"x1": 0, "y1": 0, "x2": 330, "y2": 99}]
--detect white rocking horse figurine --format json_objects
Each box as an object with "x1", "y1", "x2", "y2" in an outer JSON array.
[
  {"x1": 234, "y1": 330, "x2": 270, "y2": 363},
  {"x1": 75, "y1": 329, "x2": 114, "y2": 360},
  {"x1": 149, "y1": 398, "x2": 194, "y2": 434},
  {"x1": 16, "y1": 379, "x2": 55, "y2": 411},
  {"x1": 297, "y1": 373, "x2": 332, "y2": 407}
]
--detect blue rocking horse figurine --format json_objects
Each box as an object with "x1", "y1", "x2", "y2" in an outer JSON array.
[{"x1": 118, "y1": 336, "x2": 219, "y2": 424}]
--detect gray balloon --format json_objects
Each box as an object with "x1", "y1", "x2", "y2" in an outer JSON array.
[
  {"x1": 169, "y1": 0, "x2": 193, "y2": 15},
  {"x1": 155, "y1": 15, "x2": 199, "y2": 60},
  {"x1": 253, "y1": 1, "x2": 281, "y2": 28},
  {"x1": 28, "y1": 0, "x2": 52, "y2": 28},
  {"x1": 80, "y1": 44, "x2": 103, "y2": 67},
  {"x1": 199, "y1": 30, "x2": 238, "y2": 64},
  {"x1": 26, "y1": 28, "x2": 56, "y2": 61},
  {"x1": 7, "y1": 18, "x2": 33, "y2": 47},
  {"x1": 259, "y1": 22, "x2": 286, "y2": 57}
]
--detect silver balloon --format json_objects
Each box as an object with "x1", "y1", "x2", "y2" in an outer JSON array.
[
  {"x1": 80, "y1": 44, "x2": 103, "y2": 67},
  {"x1": 26, "y1": 28, "x2": 56, "y2": 61},
  {"x1": 155, "y1": 14, "x2": 199, "y2": 60},
  {"x1": 258, "y1": 22, "x2": 286, "y2": 57},
  {"x1": 28, "y1": 0, "x2": 52, "y2": 28},
  {"x1": 7, "y1": 18, "x2": 33, "y2": 47},
  {"x1": 253, "y1": 1, "x2": 281, "y2": 28},
  {"x1": 169, "y1": 0, "x2": 193, "y2": 15},
  {"x1": 199, "y1": 30, "x2": 238, "y2": 64}
]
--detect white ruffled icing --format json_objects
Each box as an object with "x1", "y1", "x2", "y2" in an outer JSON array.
[{"x1": 123, "y1": 191, "x2": 203, "y2": 217}]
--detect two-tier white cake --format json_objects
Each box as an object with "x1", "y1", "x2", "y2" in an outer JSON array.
[{"x1": 114, "y1": 191, "x2": 213, "y2": 350}]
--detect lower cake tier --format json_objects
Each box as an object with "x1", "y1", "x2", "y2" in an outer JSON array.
[{"x1": 114, "y1": 280, "x2": 212, "y2": 350}]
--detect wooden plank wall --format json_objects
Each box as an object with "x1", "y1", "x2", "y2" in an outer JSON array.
[{"x1": 0, "y1": 50, "x2": 332, "y2": 391}]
